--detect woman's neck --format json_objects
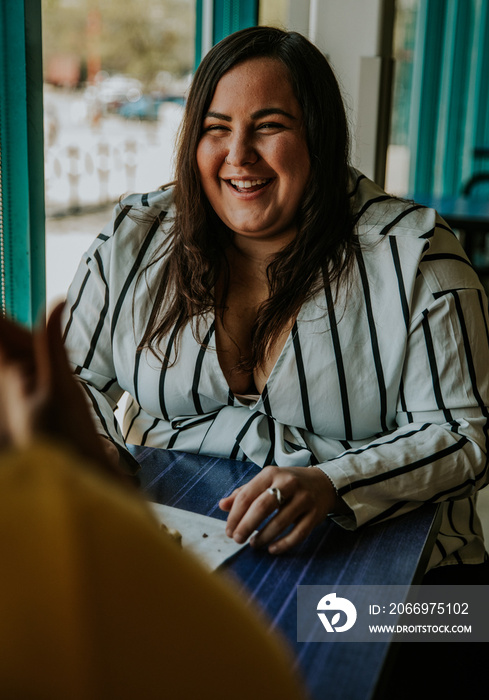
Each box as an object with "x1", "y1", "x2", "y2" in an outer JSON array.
[{"x1": 227, "y1": 228, "x2": 296, "y2": 275}]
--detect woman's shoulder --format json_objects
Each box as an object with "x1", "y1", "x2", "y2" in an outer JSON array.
[
  {"x1": 95, "y1": 186, "x2": 175, "y2": 248},
  {"x1": 78, "y1": 186, "x2": 176, "y2": 272},
  {"x1": 119, "y1": 184, "x2": 175, "y2": 215},
  {"x1": 350, "y1": 170, "x2": 482, "y2": 293},
  {"x1": 350, "y1": 168, "x2": 437, "y2": 240},
  {"x1": 115, "y1": 185, "x2": 175, "y2": 238}
]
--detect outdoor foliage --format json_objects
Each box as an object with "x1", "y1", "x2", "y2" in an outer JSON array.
[{"x1": 42, "y1": 0, "x2": 195, "y2": 86}]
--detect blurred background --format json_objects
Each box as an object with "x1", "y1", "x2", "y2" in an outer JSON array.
[{"x1": 42, "y1": 0, "x2": 194, "y2": 303}]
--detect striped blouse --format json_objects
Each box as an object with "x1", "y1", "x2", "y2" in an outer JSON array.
[{"x1": 63, "y1": 170, "x2": 489, "y2": 571}]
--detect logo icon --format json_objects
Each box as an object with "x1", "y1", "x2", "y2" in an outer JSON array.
[{"x1": 317, "y1": 592, "x2": 357, "y2": 632}]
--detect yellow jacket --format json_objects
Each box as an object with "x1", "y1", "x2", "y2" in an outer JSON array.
[{"x1": 0, "y1": 441, "x2": 307, "y2": 699}]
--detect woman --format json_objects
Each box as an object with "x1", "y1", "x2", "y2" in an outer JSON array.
[{"x1": 64, "y1": 26, "x2": 489, "y2": 577}]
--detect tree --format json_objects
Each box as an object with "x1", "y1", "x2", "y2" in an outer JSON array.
[{"x1": 42, "y1": 0, "x2": 195, "y2": 87}]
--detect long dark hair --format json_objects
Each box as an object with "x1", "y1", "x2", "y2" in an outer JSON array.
[{"x1": 140, "y1": 26, "x2": 356, "y2": 370}]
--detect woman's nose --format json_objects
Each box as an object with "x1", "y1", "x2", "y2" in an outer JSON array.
[{"x1": 225, "y1": 132, "x2": 258, "y2": 167}]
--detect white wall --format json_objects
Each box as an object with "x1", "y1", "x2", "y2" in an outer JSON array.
[
  {"x1": 282, "y1": 0, "x2": 387, "y2": 180},
  {"x1": 311, "y1": 0, "x2": 386, "y2": 178}
]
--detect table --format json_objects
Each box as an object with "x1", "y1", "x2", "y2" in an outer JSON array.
[
  {"x1": 131, "y1": 446, "x2": 440, "y2": 700},
  {"x1": 413, "y1": 193, "x2": 489, "y2": 273},
  {"x1": 413, "y1": 194, "x2": 489, "y2": 234}
]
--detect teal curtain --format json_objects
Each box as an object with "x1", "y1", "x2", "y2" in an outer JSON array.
[
  {"x1": 409, "y1": 0, "x2": 489, "y2": 197},
  {"x1": 213, "y1": 0, "x2": 258, "y2": 44},
  {"x1": 0, "y1": 0, "x2": 45, "y2": 326},
  {"x1": 194, "y1": 0, "x2": 259, "y2": 68}
]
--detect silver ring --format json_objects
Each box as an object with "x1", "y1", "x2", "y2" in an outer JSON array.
[{"x1": 267, "y1": 486, "x2": 284, "y2": 507}]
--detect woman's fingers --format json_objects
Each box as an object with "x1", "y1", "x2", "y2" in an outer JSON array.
[
  {"x1": 0, "y1": 318, "x2": 43, "y2": 445},
  {"x1": 253, "y1": 508, "x2": 317, "y2": 554},
  {"x1": 218, "y1": 484, "x2": 245, "y2": 512},
  {"x1": 0, "y1": 353, "x2": 34, "y2": 447},
  {"x1": 0, "y1": 316, "x2": 36, "y2": 391},
  {"x1": 251, "y1": 493, "x2": 313, "y2": 547},
  {"x1": 223, "y1": 466, "x2": 279, "y2": 540},
  {"x1": 218, "y1": 495, "x2": 234, "y2": 512},
  {"x1": 0, "y1": 306, "x2": 127, "y2": 484},
  {"x1": 0, "y1": 314, "x2": 33, "y2": 358},
  {"x1": 223, "y1": 466, "x2": 337, "y2": 552},
  {"x1": 234, "y1": 488, "x2": 314, "y2": 550},
  {"x1": 228, "y1": 489, "x2": 282, "y2": 544},
  {"x1": 32, "y1": 304, "x2": 124, "y2": 480}
]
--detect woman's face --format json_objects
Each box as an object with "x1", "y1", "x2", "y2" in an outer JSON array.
[{"x1": 196, "y1": 58, "x2": 310, "y2": 249}]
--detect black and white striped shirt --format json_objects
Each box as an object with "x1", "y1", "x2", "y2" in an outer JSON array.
[{"x1": 64, "y1": 170, "x2": 489, "y2": 570}]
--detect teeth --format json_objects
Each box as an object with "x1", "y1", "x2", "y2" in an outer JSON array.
[{"x1": 230, "y1": 178, "x2": 269, "y2": 188}]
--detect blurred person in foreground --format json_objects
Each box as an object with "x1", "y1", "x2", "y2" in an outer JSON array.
[{"x1": 0, "y1": 305, "x2": 307, "y2": 700}]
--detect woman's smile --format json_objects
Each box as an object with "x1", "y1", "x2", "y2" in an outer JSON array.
[
  {"x1": 224, "y1": 177, "x2": 274, "y2": 198},
  {"x1": 196, "y1": 57, "x2": 310, "y2": 250},
  {"x1": 227, "y1": 178, "x2": 272, "y2": 193}
]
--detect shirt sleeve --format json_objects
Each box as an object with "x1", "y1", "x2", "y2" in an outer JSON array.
[
  {"x1": 322, "y1": 232, "x2": 489, "y2": 529},
  {"x1": 62, "y1": 203, "x2": 136, "y2": 466}
]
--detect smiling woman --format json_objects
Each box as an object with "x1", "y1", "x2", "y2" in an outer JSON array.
[
  {"x1": 196, "y1": 58, "x2": 310, "y2": 246},
  {"x1": 62, "y1": 26, "x2": 489, "y2": 582},
  {"x1": 196, "y1": 57, "x2": 311, "y2": 398}
]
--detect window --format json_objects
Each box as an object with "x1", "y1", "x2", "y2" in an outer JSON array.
[
  {"x1": 0, "y1": 0, "x2": 45, "y2": 325},
  {"x1": 385, "y1": 0, "x2": 489, "y2": 198},
  {"x1": 42, "y1": 0, "x2": 195, "y2": 307}
]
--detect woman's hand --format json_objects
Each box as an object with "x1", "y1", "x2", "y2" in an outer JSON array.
[
  {"x1": 219, "y1": 465, "x2": 341, "y2": 554},
  {"x1": 0, "y1": 304, "x2": 126, "y2": 484}
]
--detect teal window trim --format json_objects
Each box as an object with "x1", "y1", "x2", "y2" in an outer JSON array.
[
  {"x1": 213, "y1": 0, "x2": 258, "y2": 45},
  {"x1": 0, "y1": 0, "x2": 45, "y2": 326},
  {"x1": 195, "y1": 0, "x2": 259, "y2": 68}
]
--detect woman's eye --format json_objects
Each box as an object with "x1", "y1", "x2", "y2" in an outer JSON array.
[
  {"x1": 204, "y1": 124, "x2": 229, "y2": 133},
  {"x1": 257, "y1": 122, "x2": 284, "y2": 131}
]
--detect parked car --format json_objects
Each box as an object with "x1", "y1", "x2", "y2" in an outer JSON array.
[
  {"x1": 118, "y1": 93, "x2": 186, "y2": 121},
  {"x1": 96, "y1": 74, "x2": 143, "y2": 112},
  {"x1": 118, "y1": 95, "x2": 159, "y2": 121}
]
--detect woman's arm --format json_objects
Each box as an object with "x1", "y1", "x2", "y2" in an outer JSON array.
[
  {"x1": 63, "y1": 208, "x2": 125, "y2": 443},
  {"x1": 323, "y1": 284, "x2": 489, "y2": 528},
  {"x1": 62, "y1": 201, "x2": 149, "y2": 475}
]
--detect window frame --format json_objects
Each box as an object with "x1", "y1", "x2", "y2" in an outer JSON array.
[{"x1": 0, "y1": 0, "x2": 45, "y2": 326}]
